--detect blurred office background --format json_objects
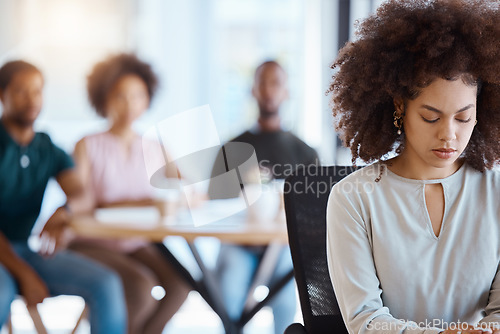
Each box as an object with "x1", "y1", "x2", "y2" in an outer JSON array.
[
  {"x1": 0, "y1": 0, "x2": 384, "y2": 163},
  {"x1": 0, "y1": 0, "x2": 383, "y2": 333}
]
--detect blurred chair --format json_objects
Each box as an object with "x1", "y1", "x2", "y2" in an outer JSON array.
[
  {"x1": 283, "y1": 166, "x2": 356, "y2": 334},
  {"x1": 7, "y1": 297, "x2": 87, "y2": 334}
]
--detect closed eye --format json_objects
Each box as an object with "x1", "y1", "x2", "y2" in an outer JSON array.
[
  {"x1": 421, "y1": 116, "x2": 438, "y2": 123},
  {"x1": 421, "y1": 116, "x2": 472, "y2": 124}
]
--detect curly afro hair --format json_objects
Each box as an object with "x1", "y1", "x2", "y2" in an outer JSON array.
[
  {"x1": 327, "y1": 0, "x2": 500, "y2": 171},
  {"x1": 87, "y1": 53, "x2": 158, "y2": 117}
]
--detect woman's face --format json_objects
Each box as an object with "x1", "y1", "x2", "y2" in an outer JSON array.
[
  {"x1": 106, "y1": 74, "x2": 149, "y2": 128},
  {"x1": 396, "y1": 77, "x2": 478, "y2": 179}
]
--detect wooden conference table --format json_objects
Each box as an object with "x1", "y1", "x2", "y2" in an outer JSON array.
[{"x1": 70, "y1": 200, "x2": 293, "y2": 334}]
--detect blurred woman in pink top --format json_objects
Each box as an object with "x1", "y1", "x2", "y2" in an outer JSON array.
[{"x1": 69, "y1": 54, "x2": 190, "y2": 334}]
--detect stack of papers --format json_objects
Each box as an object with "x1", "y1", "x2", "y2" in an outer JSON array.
[{"x1": 94, "y1": 207, "x2": 161, "y2": 225}]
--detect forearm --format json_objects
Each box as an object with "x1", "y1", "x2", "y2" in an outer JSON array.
[
  {"x1": 480, "y1": 310, "x2": 500, "y2": 329},
  {"x1": 0, "y1": 232, "x2": 36, "y2": 280},
  {"x1": 97, "y1": 198, "x2": 156, "y2": 208},
  {"x1": 56, "y1": 166, "x2": 88, "y2": 214},
  {"x1": 0, "y1": 233, "x2": 49, "y2": 305},
  {"x1": 478, "y1": 316, "x2": 500, "y2": 330},
  {"x1": 66, "y1": 189, "x2": 95, "y2": 215},
  {"x1": 479, "y1": 264, "x2": 500, "y2": 330}
]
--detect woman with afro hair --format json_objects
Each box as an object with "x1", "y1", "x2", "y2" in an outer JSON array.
[
  {"x1": 326, "y1": 1, "x2": 500, "y2": 334},
  {"x1": 68, "y1": 54, "x2": 190, "y2": 334}
]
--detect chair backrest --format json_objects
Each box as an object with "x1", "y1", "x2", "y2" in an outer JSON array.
[{"x1": 284, "y1": 165, "x2": 356, "y2": 334}]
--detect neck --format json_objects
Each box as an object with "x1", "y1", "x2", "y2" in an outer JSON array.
[
  {"x1": 108, "y1": 124, "x2": 136, "y2": 142},
  {"x1": 257, "y1": 114, "x2": 281, "y2": 132},
  {"x1": 0, "y1": 117, "x2": 35, "y2": 146}
]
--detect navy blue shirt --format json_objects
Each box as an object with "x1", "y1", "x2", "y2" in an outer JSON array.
[
  {"x1": 231, "y1": 130, "x2": 319, "y2": 178},
  {"x1": 0, "y1": 122, "x2": 73, "y2": 242},
  {"x1": 208, "y1": 129, "x2": 319, "y2": 199}
]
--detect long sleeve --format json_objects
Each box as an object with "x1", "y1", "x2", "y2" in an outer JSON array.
[
  {"x1": 479, "y1": 262, "x2": 500, "y2": 328},
  {"x1": 326, "y1": 188, "x2": 442, "y2": 334},
  {"x1": 326, "y1": 163, "x2": 500, "y2": 334}
]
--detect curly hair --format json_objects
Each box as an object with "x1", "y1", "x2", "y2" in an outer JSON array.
[
  {"x1": 327, "y1": 0, "x2": 500, "y2": 171},
  {"x1": 87, "y1": 53, "x2": 158, "y2": 117}
]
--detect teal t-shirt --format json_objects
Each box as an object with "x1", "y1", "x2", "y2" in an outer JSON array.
[{"x1": 0, "y1": 122, "x2": 74, "y2": 242}]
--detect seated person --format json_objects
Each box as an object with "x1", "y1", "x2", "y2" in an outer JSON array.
[
  {"x1": 68, "y1": 53, "x2": 190, "y2": 334},
  {"x1": 209, "y1": 61, "x2": 319, "y2": 334},
  {"x1": 0, "y1": 60, "x2": 127, "y2": 333},
  {"x1": 326, "y1": 1, "x2": 500, "y2": 333}
]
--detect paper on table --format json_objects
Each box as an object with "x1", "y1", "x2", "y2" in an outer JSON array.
[
  {"x1": 94, "y1": 207, "x2": 161, "y2": 225},
  {"x1": 174, "y1": 198, "x2": 248, "y2": 227}
]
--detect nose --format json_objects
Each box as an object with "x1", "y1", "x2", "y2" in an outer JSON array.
[
  {"x1": 260, "y1": 85, "x2": 273, "y2": 101},
  {"x1": 27, "y1": 91, "x2": 42, "y2": 109},
  {"x1": 125, "y1": 95, "x2": 144, "y2": 109},
  {"x1": 438, "y1": 119, "x2": 456, "y2": 142}
]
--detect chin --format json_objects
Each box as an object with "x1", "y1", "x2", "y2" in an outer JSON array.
[
  {"x1": 13, "y1": 117, "x2": 36, "y2": 128},
  {"x1": 261, "y1": 108, "x2": 279, "y2": 117},
  {"x1": 428, "y1": 157, "x2": 460, "y2": 170}
]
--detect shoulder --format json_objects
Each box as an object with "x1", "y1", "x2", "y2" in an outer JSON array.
[
  {"x1": 282, "y1": 131, "x2": 317, "y2": 152},
  {"x1": 328, "y1": 164, "x2": 383, "y2": 208},
  {"x1": 489, "y1": 166, "x2": 500, "y2": 184},
  {"x1": 74, "y1": 132, "x2": 104, "y2": 153},
  {"x1": 481, "y1": 165, "x2": 500, "y2": 180},
  {"x1": 74, "y1": 132, "x2": 112, "y2": 163},
  {"x1": 74, "y1": 137, "x2": 87, "y2": 156},
  {"x1": 76, "y1": 131, "x2": 112, "y2": 153},
  {"x1": 80, "y1": 131, "x2": 108, "y2": 144},
  {"x1": 281, "y1": 130, "x2": 305, "y2": 142},
  {"x1": 332, "y1": 163, "x2": 382, "y2": 191},
  {"x1": 34, "y1": 132, "x2": 66, "y2": 154},
  {"x1": 34, "y1": 132, "x2": 74, "y2": 170},
  {"x1": 465, "y1": 164, "x2": 500, "y2": 189},
  {"x1": 35, "y1": 131, "x2": 53, "y2": 145},
  {"x1": 327, "y1": 165, "x2": 383, "y2": 231},
  {"x1": 230, "y1": 130, "x2": 253, "y2": 143}
]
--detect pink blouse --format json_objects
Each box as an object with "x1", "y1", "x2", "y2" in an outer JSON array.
[
  {"x1": 85, "y1": 132, "x2": 154, "y2": 205},
  {"x1": 82, "y1": 131, "x2": 156, "y2": 252}
]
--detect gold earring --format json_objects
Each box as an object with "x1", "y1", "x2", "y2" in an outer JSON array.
[
  {"x1": 393, "y1": 111, "x2": 403, "y2": 135},
  {"x1": 475, "y1": 120, "x2": 478, "y2": 126}
]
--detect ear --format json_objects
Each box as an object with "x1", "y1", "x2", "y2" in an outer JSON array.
[{"x1": 393, "y1": 97, "x2": 405, "y2": 115}]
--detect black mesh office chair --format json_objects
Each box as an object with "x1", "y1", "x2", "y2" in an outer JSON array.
[{"x1": 283, "y1": 166, "x2": 356, "y2": 334}]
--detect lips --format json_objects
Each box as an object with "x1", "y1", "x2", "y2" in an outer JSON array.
[{"x1": 432, "y1": 148, "x2": 457, "y2": 159}]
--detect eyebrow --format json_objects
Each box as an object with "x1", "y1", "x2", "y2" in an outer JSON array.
[{"x1": 420, "y1": 104, "x2": 475, "y2": 114}]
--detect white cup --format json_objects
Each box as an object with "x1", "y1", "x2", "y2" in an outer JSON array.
[
  {"x1": 153, "y1": 188, "x2": 181, "y2": 223},
  {"x1": 245, "y1": 182, "x2": 281, "y2": 224}
]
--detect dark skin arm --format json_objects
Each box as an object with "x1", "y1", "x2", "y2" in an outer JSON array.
[
  {"x1": 0, "y1": 169, "x2": 83, "y2": 305},
  {"x1": 39, "y1": 168, "x2": 84, "y2": 256},
  {"x1": 0, "y1": 232, "x2": 49, "y2": 306}
]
